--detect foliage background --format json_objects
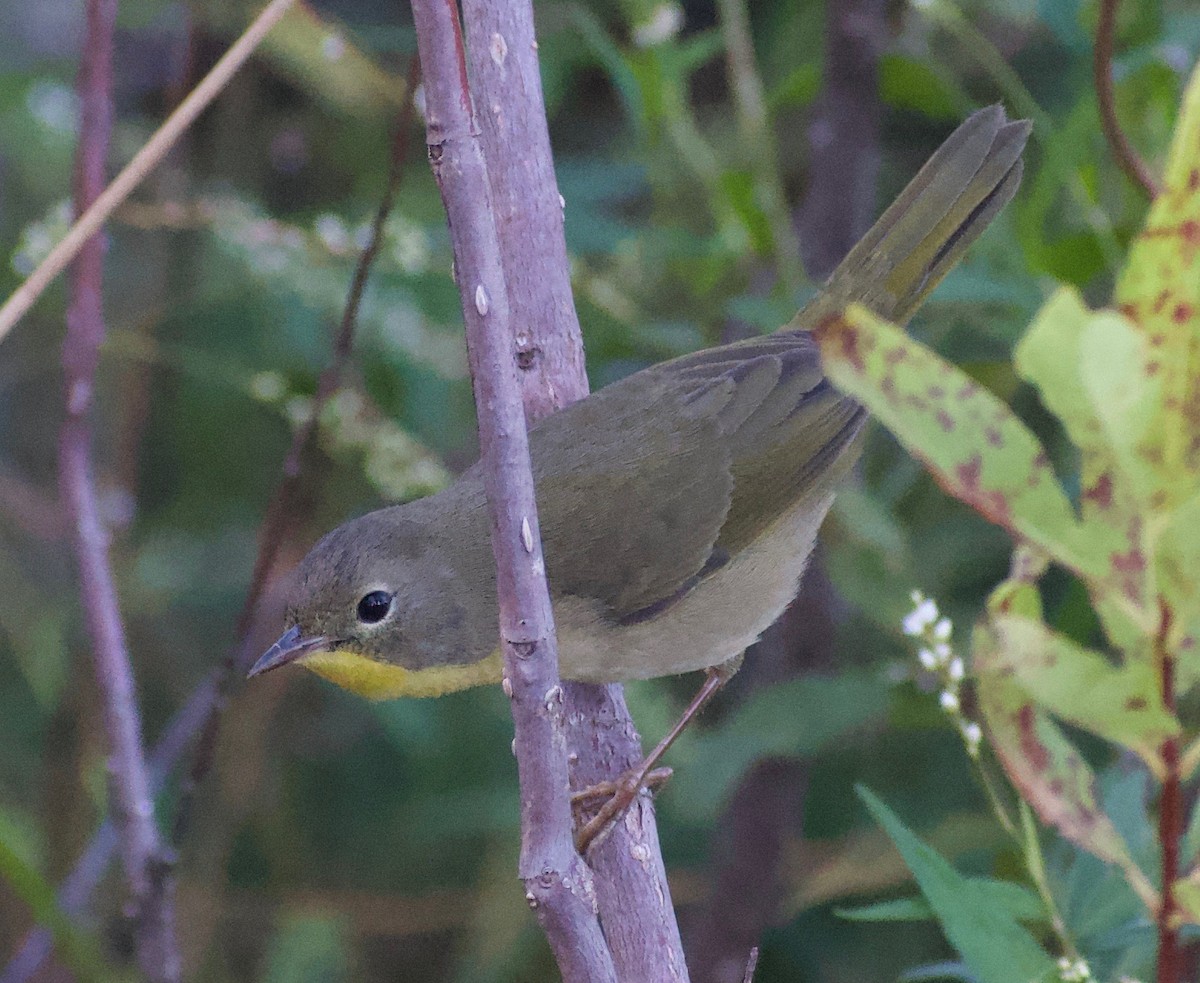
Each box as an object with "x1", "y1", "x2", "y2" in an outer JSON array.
[{"x1": 1, "y1": 0, "x2": 1198, "y2": 980}]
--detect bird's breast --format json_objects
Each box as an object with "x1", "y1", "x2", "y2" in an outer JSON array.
[{"x1": 555, "y1": 492, "x2": 834, "y2": 682}]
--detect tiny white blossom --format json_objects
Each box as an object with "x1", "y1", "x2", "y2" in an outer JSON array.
[
  {"x1": 1055, "y1": 957, "x2": 1092, "y2": 982},
  {"x1": 918, "y1": 648, "x2": 938, "y2": 670},
  {"x1": 934, "y1": 641, "x2": 952, "y2": 662},
  {"x1": 939, "y1": 690, "x2": 960, "y2": 713},
  {"x1": 948, "y1": 657, "x2": 965, "y2": 682},
  {"x1": 903, "y1": 598, "x2": 939, "y2": 636},
  {"x1": 315, "y1": 213, "x2": 350, "y2": 254},
  {"x1": 632, "y1": 2, "x2": 684, "y2": 47},
  {"x1": 933, "y1": 617, "x2": 953, "y2": 641},
  {"x1": 961, "y1": 721, "x2": 982, "y2": 756}
]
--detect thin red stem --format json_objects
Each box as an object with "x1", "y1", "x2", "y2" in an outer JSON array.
[
  {"x1": 1158, "y1": 602, "x2": 1181, "y2": 983},
  {"x1": 1094, "y1": 0, "x2": 1160, "y2": 198},
  {"x1": 62, "y1": 0, "x2": 180, "y2": 978}
]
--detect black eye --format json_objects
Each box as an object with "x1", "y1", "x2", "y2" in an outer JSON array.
[{"x1": 356, "y1": 590, "x2": 394, "y2": 624}]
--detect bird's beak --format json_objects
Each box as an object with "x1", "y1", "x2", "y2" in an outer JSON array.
[{"x1": 248, "y1": 625, "x2": 331, "y2": 678}]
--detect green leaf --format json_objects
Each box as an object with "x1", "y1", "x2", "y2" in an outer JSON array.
[
  {"x1": 879, "y1": 55, "x2": 961, "y2": 120},
  {"x1": 857, "y1": 787, "x2": 1055, "y2": 983},
  {"x1": 838, "y1": 878, "x2": 1044, "y2": 924},
  {"x1": 1015, "y1": 287, "x2": 1157, "y2": 648},
  {"x1": 670, "y1": 675, "x2": 888, "y2": 818},
  {"x1": 973, "y1": 621, "x2": 1159, "y2": 912},
  {"x1": 262, "y1": 913, "x2": 349, "y2": 983},
  {"x1": 0, "y1": 817, "x2": 119, "y2": 983},
  {"x1": 813, "y1": 305, "x2": 1095, "y2": 576},
  {"x1": 1114, "y1": 60, "x2": 1200, "y2": 499},
  {"x1": 989, "y1": 613, "x2": 1178, "y2": 765}
]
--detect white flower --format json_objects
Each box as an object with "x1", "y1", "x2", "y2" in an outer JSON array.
[
  {"x1": 933, "y1": 617, "x2": 952, "y2": 641},
  {"x1": 903, "y1": 596, "x2": 939, "y2": 636},
  {"x1": 918, "y1": 648, "x2": 938, "y2": 670},
  {"x1": 1055, "y1": 957, "x2": 1092, "y2": 982},
  {"x1": 961, "y1": 721, "x2": 982, "y2": 756},
  {"x1": 632, "y1": 2, "x2": 684, "y2": 47},
  {"x1": 948, "y1": 657, "x2": 965, "y2": 682},
  {"x1": 315, "y1": 213, "x2": 351, "y2": 254},
  {"x1": 939, "y1": 690, "x2": 960, "y2": 713}
]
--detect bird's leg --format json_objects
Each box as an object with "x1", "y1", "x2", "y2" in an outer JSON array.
[{"x1": 573, "y1": 654, "x2": 742, "y2": 853}]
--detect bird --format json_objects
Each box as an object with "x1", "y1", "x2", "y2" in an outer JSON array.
[{"x1": 249, "y1": 106, "x2": 1030, "y2": 706}]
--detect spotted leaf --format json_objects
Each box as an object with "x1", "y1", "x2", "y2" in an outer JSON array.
[
  {"x1": 973, "y1": 620, "x2": 1159, "y2": 913},
  {"x1": 988, "y1": 614, "x2": 1177, "y2": 769},
  {"x1": 814, "y1": 305, "x2": 1095, "y2": 577}
]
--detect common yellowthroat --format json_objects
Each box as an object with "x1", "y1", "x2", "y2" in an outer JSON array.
[{"x1": 249, "y1": 106, "x2": 1029, "y2": 699}]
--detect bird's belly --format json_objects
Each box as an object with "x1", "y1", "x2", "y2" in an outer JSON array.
[{"x1": 555, "y1": 492, "x2": 833, "y2": 682}]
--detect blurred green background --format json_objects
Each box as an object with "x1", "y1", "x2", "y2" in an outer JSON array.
[{"x1": 1, "y1": 0, "x2": 1197, "y2": 979}]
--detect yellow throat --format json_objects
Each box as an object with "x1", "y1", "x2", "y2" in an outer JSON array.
[{"x1": 299, "y1": 648, "x2": 504, "y2": 700}]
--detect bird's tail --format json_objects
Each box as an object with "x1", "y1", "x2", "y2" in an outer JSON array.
[{"x1": 794, "y1": 105, "x2": 1031, "y2": 331}]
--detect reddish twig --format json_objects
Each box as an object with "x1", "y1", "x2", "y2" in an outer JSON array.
[
  {"x1": 171, "y1": 55, "x2": 423, "y2": 850},
  {"x1": 1, "y1": 676, "x2": 218, "y2": 983},
  {"x1": 4, "y1": 57, "x2": 422, "y2": 983},
  {"x1": 408, "y1": 1, "x2": 617, "y2": 978},
  {"x1": 0, "y1": 0, "x2": 297, "y2": 342},
  {"x1": 60, "y1": 0, "x2": 181, "y2": 979},
  {"x1": 1094, "y1": 0, "x2": 1160, "y2": 199},
  {"x1": 459, "y1": 0, "x2": 689, "y2": 976},
  {"x1": 1157, "y1": 602, "x2": 1182, "y2": 983}
]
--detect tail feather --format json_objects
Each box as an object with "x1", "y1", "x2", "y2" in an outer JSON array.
[{"x1": 794, "y1": 105, "x2": 1031, "y2": 330}]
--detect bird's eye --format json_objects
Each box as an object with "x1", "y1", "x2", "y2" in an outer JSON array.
[{"x1": 356, "y1": 590, "x2": 394, "y2": 624}]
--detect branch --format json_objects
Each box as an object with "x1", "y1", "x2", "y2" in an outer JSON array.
[
  {"x1": 60, "y1": 0, "x2": 180, "y2": 978},
  {"x1": 1094, "y1": 0, "x2": 1159, "y2": 199},
  {"x1": 717, "y1": 0, "x2": 805, "y2": 294},
  {"x1": 459, "y1": 0, "x2": 689, "y2": 977},
  {"x1": 3, "y1": 57, "x2": 421, "y2": 983},
  {"x1": 407, "y1": 3, "x2": 617, "y2": 979},
  {"x1": 169, "y1": 57, "x2": 422, "y2": 851},
  {"x1": 0, "y1": 0, "x2": 297, "y2": 344}
]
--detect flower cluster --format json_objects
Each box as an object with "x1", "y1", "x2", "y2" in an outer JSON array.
[
  {"x1": 1056, "y1": 956, "x2": 1092, "y2": 982},
  {"x1": 902, "y1": 591, "x2": 982, "y2": 757}
]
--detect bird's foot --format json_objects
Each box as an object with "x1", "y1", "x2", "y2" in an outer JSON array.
[{"x1": 573, "y1": 767, "x2": 673, "y2": 852}]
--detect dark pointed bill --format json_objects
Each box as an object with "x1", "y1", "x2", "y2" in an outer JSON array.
[{"x1": 248, "y1": 625, "x2": 330, "y2": 678}]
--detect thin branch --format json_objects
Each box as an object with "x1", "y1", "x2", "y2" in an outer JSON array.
[
  {"x1": 0, "y1": 0, "x2": 297, "y2": 344},
  {"x1": 1, "y1": 677, "x2": 217, "y2": 983},
  {"x1": 1157, "y1": 603, "x2": 1182, "y2": 983},
  {"x1": 1094, "y1": 0, "x2": 1160, "y2": 199},
  {"x1": 169, "y1": 57, "x2": 423, "y2": 851},
  {"x1": 460, "y1": 0, "x2": 689, "y2": 977},
  {"x1": 716, "y1": 0, "x2": 805, "y2": 294},
  {"x1": 408, "y1": 1, "x2": 617, "y2": 978},
  {"x1": 742, "y1": 947, "x2": 760, "y2": 983},
  {"x1": 60, "y1": 0, "x2": 180, "y2": 978},
  {"x1": 3, "y1": 57, "x2": 421, "y2": 983}
]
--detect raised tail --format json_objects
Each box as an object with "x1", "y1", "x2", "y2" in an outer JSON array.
[{"x1": 794, "y1": 105, "x2": 1031, "y2": 331}]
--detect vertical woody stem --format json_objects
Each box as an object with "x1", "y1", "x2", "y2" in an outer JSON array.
[
  {"x1": 408, "y1": 1, "x2": 617, "y2": 979},
  {"x1": 61, "y1": 0, "x2": 180, "y2": 979},
  {"x1": 459, "y1": 0, "x2": 689, "y2": 977}
]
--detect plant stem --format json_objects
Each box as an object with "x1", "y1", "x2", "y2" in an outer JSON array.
[
  {"x1": 1093, "y1": 0, "x2": 1160, "y2": 198},
  {"x1": 408, "y1": 0, "x2": 618, "y2": 977},
  {"x1": 62, "y1": 0, "x2": 180, "y2": 978},
  {"x1": 1157, "y1": 602, "x2": 1182, "y2": 983},
  {"x1": 716, "y1": 0, "x2": 805, "y2": 294},
  {"x1": 0, "y1": 0, "x2": 297, "y2": 344},
  {"x1": 459, "y1": 0, "x2": 690, "y2": 975}
]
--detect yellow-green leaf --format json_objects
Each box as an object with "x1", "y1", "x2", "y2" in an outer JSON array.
[
  {"x1": 1113, "y1": 60, "x2": 1200, "y2": 505},
  {"x1": 989, "y1": 614, "x2": 1177, "y2": 767},
  {"x1": 814, "y1": 305, "x2": 1095, "y2": 577},
  {"x1": 974, "y1": 621, "x2": 1158, "y2": 913}
]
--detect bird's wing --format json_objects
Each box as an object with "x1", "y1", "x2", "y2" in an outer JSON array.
[{"x1": 531, "y1": 333, "x2": 859, "y2": 621}]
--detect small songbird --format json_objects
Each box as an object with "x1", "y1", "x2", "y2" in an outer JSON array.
[{"x1": 249, "y1": 106, "x2": 1029, "y2": 701}]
